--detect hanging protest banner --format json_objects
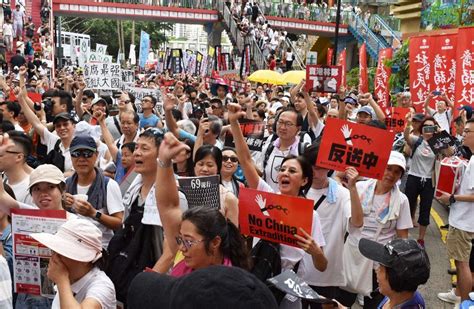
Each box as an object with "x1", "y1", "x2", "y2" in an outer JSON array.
[
  {"x1": 129, "y1": 44, "x2": 136, "y2": 65},
  {"x1": 326, "y1": 48, "x2": 334, "y2": 65},
  {"x1": 238, "y1": 188, "x2": 313, "y2": 247},
  {"x1": 409, "y1": 36, "x2": 432, "y2": 109},
  {"x1": 306, "y1": 65, "x2": 342, "y2": 93},
  {"x1": 306, "y1": 51, "x2": 318, "y2": 65},
  {"x1": 11, "y1": 209, "x2": 67, "y2": 297},
  {"x1": 178, "y1": 175, "x2": 220, "y2": 209},
  {"x1": 84, "y1": 63, "x2": 121, "y2": 90},
  {"x1": 337, "y1": 48, "x2": 346, "y2": 88},
  {"x1": 384, "y1": 107, "x2": 410, "y2": 133},
  {"x1": 156, "y1": 50, "x2": 166, "y2": 73},
  {"x1": 316, "y1": 118, "x2": 394, "y2": 180},
  {"x1": 215, "y1": 45, "x2": 222, "y2": 71},
  {"x1": 96, "y1": 44, "x2": 107, "y2": 55},
  {"x1": 168, "y1": 49, "x2": 183, "y2": 74},
  {"x1": 121, "y1": 70, "x2": 135, "y2": 89},
  {"x1": 359, "y1": 43, "x2": 368, "y2": 94},
  {"x1": 220, "y1": 53, "x2": 233, "y2": 71},
  {"x1": 430, "y1": 34, "x2": 457, "y2": 106},
  {"x1": 225, "y1": 119, "x2": 265, "y2": 151},
  {"x1": 87, "y1": 52, "x2": 102, "y2": 63},
  {"x1": 139, "y1": 31, "x2": 150, "y2": 69},
  {"x1": 455, "y1": 27, "x2": 474, "y2": 111},
  {"x1": 240, "y1": 44, "x2": 251, "y2": 78},
  {"x1": 374, "y1": 48, "x2": 393, "y2": 115},
  {"x1": 427, "y1": 130, "x2": 457, "y2": 154},
  {"x1": 195, "y1": 51, "x2": 204, "y2": 76},
  {"x1": 78, "y1": 39, "x2": 89, "y2": 67},
  {"x1": 186, "y1": 53, "x2": 197, "y2": 75}
]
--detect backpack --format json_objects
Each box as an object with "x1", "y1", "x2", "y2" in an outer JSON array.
[
  {"x1": 106, "y1": 197, "x2": 160, "y2": 305},
  {"x1": 262, "y1": 137, "x2": 309, "y2": 181},
  {"x1": 43, "y1": 139, "x2": 65, "y2": 172},
  {"x1": 410, "y1": 136, "x2": 423, "y2": 159},
  {"x1": 246, "y1": 6, "x2": 252, "y2": 15},
  {"x1": 250, "y1": 240, "x2": 285, "y2": 303}
]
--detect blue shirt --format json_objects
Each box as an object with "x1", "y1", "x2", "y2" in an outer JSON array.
[
  {"x1": 139, "y1": 113, "x2": 161, "y2": 129},
  {"x1": 378, "y1": 291, "x2": 425, "y2": 309}
]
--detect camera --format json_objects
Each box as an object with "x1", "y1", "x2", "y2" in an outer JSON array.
[
  {"x1": 42, "y1": 98, "x2": 53, "y2": 115},
  {"x1": 422, "y1": 125, "x2": 437, "y2": 134}
]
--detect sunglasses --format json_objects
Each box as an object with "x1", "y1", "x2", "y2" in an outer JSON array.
[
  {"x1": 70, "y1": 149, "x2": 96, "y2": 158},
  {"x1": 222, "y1": 155, "x2": 238, "y2": 163},
  {"x1": 175, "y1": 236, "x2": 204, "y2": 251}
]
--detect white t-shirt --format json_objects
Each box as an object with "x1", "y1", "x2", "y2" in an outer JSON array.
[
  {"x1": 408, "y1": 137, "x2": 435, "y2": 179},
  {"x1": 352, "y1": 182, "x2": 413, "y2": 245},
  {"x1": 41, "y1": 128, "x2": 73, "y2": 172},
  {"x1": 256, "y1": 178, "x2": 326, "y2": 271},
  {"x1": 449, "y1": 156, "x2": 474, "y2": 232},
  {"x1": 51, "y1": 267, "x2": 116, "y2": 309},
  {"x1": 6, "y1": 176, "x2": 33, "y2": 205},
  {"x1": 76, "y1": 179, "x2": 124, "y2": 248},
  {"x1": 298, "y1": 185, "x2": 351, "y2": 287},
  {"x1": 3, "y1": 23, "x2": 13, "y2": 36},
  {"x1": 141, "y1": 184, "x2": 188, "y2": 226},
  {"x1": 431, "y1": 109, "x2": 452, "y2": 133}
]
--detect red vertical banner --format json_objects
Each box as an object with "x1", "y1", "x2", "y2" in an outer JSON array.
[
  {"x1": 409, "y1": 36, "x2": 433, "y2": 110},
  {"x1": 337, "y1": 48, "x2": 347, "y2": 89},
  {"x1": 455, "y1": 27, "x2": 474, "y2": 113},
  {"x1": 327, "y1": 48, "x2": 334, "y2": 65},
  {"x1": 429, "y1": 34, "x2": 457, "y2": 108},
  {"x1": 359, "y1": 43, "x2": 368, "y2": 93},
  {"x1": 374, "y1": 48, "x2": 393, "y2": 114}
]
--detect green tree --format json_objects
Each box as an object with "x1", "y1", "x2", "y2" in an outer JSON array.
[
  {"x1": 384, "y1": 40, "x2": 409, "y2": 94},
  {"x1": 61, "y1": 17, "x2": 172, "y2": 59},
  {"x1": 346, "y1": 66, "x2": 376, "y2": 93}
]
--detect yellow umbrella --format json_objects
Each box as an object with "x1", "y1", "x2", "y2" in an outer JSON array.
[
  {"x1": 282, "y1": 70, "x2": 306, "y2": 85},
  {"x1": 248, "y1": 70, "x2": 285, "y2": 85}
]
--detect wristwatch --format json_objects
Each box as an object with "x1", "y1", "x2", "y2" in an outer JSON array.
[
  {"x1": 449, "y1": 194, "x2": 456, "y2": 205},
  {"x1": 94, "y1": 211, "x2": 102, "y2": 222}
]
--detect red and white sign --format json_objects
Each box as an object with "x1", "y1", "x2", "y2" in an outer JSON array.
[
  {"x1": 327, "y1": 48, "x2": 334, "y2": 66},
  {"x1": 306, "y1": 65, "x2": 342, "y2": 93},
  {"x1": 359, "y1": 43, "x2": 368, "y2": 94},
  {"x1": 316, "y1": 118, "x2": 395, "y2": 180},
  {"x1": 374, "y1": 48, "x2": 393, "y2": 114},
  {"x1": 430, "y1": 34, "x2": 457, "y2": 106},
  {"x1": 238, "y1": 188, "x2": 313, "y2": 248},
  {"x1": 410, "y1": 36, "x2": 432, "y2": 109},
  {"x1": 435, "y1": 156, "x2": 468, "y2": 197},
  {"x1": 455, "y1": 27, "x2": 474, "y2": 114},
  {"x1": 337, "y1": 48, "x2": 347, "y2": 88},
  {"x1": 385, "y1": 107, "x2": 411, "y2": 133}
]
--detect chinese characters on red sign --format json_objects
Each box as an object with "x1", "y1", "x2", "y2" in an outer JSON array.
[
  {"x1": 385, "y1": 107, "x2": 410, "y2": 133},
  {"x1": 455, "y1": 27, "x2": 474, "y2": 112},
  {"x1": 316, "y1": 118, "x2": 395, "y2": 180},
  {"x1": 306, "y1": 65, "x2": 342, "y2": 93},
  {"x1": 374, "y1": 48, "x2": 393, "y2": 114}
]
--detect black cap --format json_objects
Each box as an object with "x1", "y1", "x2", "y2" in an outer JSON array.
[
  {"x1": 457, "y1": 105, "x2": 473, "y2": 120},
  {"x1": 359, "y1": 238, "x2": 430, "y2": 285},
  {"x1": 53, "y1": 112, "x2": 74, "y2": 125},
  {"x1": 127, "y1": 266, "x2": 278, "y2": 309},
  {"x1": 70, "y1": 135, "x2": 97, "y2": 153},
  {"x1": 412, "y1": 113, "x2": 425, "y2": 122}
]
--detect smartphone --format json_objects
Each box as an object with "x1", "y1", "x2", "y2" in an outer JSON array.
[
  {"x1": 422, "y1": 125, "x2": 437, "y2": 134},
  {"x1": 432, "y1": 91, "x2": 441, "y2": 96}
]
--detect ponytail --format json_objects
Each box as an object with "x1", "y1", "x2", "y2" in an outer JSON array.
[{"x1": 222, "y1": 219, "x2": 251, "y2": 271}]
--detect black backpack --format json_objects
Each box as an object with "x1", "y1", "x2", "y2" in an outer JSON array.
[
  {"x1": 410, "y1": 136, "x2": 423, "y2": 158},
  {"x1": 263, "y1": 137, "x2": 309, "y2": 181},
  {"x1": 106, "y1": 197, "x2": 160, "y2": 305},
  {"x1": 43, "y1": 139, "x2": 65, "y2": 172}
]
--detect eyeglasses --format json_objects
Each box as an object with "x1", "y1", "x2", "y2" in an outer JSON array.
[
  {"x1": 175, "y1": 236, "x2": 205, "y2": 251},
  {"x1": 276, "y1": 120, "x2": 296, "y2": 128},
  {"x1": 70, "y1": 149, "x2": 96, "y2": 158},
  {"x1": 463, "y1": 129, "x2": 474, "y2": 134},
  {"x1": 222, "y1": 155, "x2": 239, "y2": 163},
  {"x1": 142, "y1": 98, "x2": 152, "y2": 103}
]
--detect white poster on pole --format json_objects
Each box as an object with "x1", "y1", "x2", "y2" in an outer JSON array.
[
  {"x1": 96, "y1": 44, "x2": 108, "y2": 55},
  {"x1": 129, "y1": 44, "x2": 136, "y2": 65},
  {"x1": 84, "y1": 62, "x2": 121, "y2": 90},
  {"x1": 78, "y1": 39, "x2": 90, "y2": 67}
]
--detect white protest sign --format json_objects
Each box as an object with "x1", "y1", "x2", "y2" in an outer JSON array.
[
  {"x1": 78, "y1": 39, "x2": 90, "y2": 67},
  {"x1": 129, "y1": 44, "x2": 136, "y2": 65},
  {"x1": 96, "y1": 44, "x2": 108, "y2": 55},
  {"x1": 103, "y1": 55, "x2": 113, "y2": 63},
  {"x1": 121, "y1": 70, "x2": 135, "y2": 89},
  {"x1": 125, "y1": 86, "x2": 162, "y2": 115},
  {"x1": 84, "y1": 62, "x2": 121, "y2": 90},
  {"x1": 88, "y1": 52, "x2": 102, "y2": 63}
]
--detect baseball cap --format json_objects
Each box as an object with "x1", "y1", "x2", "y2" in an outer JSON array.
[
  {"x1": 457, "y1": 105, "x2": 473, "y2": 119},
  {"x1": 30, "y1": 219, "x2": 103, "y2": 262},
  {"x1": 387, "y1": 151, "x2": 406, "y2": 172},
  {"x1": 127, "y1": 266, "x2": 278, "y2": 309},
  {"x1": 70, "y1": 135, "x2": 97, "y2": 153},
  {"x1": 28, "y1": 164, "x2": 66, "y2": 189},
  {"x1": 53, "y1": 112, "x2": 75, "y2": 125},
  {"x1": 359, "y1": 238, "x2": 430, "y2": 285},
  {"x1": 412, "y1": 113, "x2": 425, "y2": 122},
  {"x1": 344, "y1": 96, "x2": 358, "y2": 106},
  {"x1": 91, "y1": 97, "x2": 107, "y2": 107},
  {"x1": 357, "y1": 106, "x2": 375, "y2": 118}
]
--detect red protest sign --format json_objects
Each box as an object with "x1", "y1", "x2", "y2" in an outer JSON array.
[
  {"x1": 316, "y1": 118, "x2": 395, "y2": 180},
  {"x1": 224, "y1": 119, "x2": 265, "y2": 151},
  {"x1": 238, "y1": 187, "x2": 313, "y2": 248},
  {"x1": 326, "y1": 48, "x2": 334, "y2": 66},
  {"x1": 337, "y1": 49, "x2": 347, "y2": 89},
  {"x1": 9, "y1": 91, "x2": 42, "y2": 103},
  {"x1": 455, "y1": 27, "x2": 474, "y2": 114},
  {"x1": 384, "y1": 107, "x2": 410, "y2": 133},
  {"x1": 374, "y1": 48, "x2": 393, "y2": 115},
  {"x1": 306, "y1": 65, "x2": 342, "y2": 93},
  {"x1": 410, "y1": 36, "x2": 432, "y2": 109},
  {"x1": 430, "y1": 34, "x2": 456, "y2": 107},
  {"x1": 359, "y1": 43, "x2": 368, "y2": 94}
]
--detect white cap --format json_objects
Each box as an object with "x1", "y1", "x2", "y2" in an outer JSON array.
[{"x1": 387, "y1": 151, "x2": 406, "y2": 172}]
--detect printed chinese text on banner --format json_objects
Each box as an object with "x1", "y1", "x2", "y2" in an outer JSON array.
[
  {"x1": 238, "y1": 188, "x2": 313, "y2": 248},
  {"x1": 359, "y1": 43, "x2": 368, "y2": 94},
  {"x1": 316, "y1": 118, "x2": 395, "y2": 180},
  {"x1": 430, "y1": 34, "x2": 457, "y2": 107},
  {"x1": 178, "y1": 176, "x2": 221, "y2": 209},
  {"x1": 337, "y1": 48, "x2": 346, "y2": 89},
  {"x1": 306, "y1": 65, "x2": 342, "y2": 93},
  {"x1": 84, "y1": 63, "x2": 121, "y2": 90},
  {"x1": 409, "y1": 36, "x2": 432, "y2": 109},
  {"x1": 225, "y1": 119, "x2": 265, "y2": 151},
  {"x1": 384, "y1": 107, "x2": 410, "y2": 133},
  {"x1": 138, "y1": 31, "x2": 150, "y2": 69},
  {"x1": 455, "y1": 27, "x2": 474, "y2": 112},
  {"x1": 374, "y1": 48, "x2": 393, "y2": 115},
  {"x1": 11, "y1": 209, "x2": 67, "y2": 296},
  {"x1": 327, "y1": 48, "x2": 334, "y2": 66}
]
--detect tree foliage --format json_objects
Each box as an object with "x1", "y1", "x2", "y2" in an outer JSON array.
[
  {"x1": 346, "y1": 66, "x2": 377, "y2": 93},
  {"x1": 61, "y1": 17, "x2": 172, "y2": 57}
]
